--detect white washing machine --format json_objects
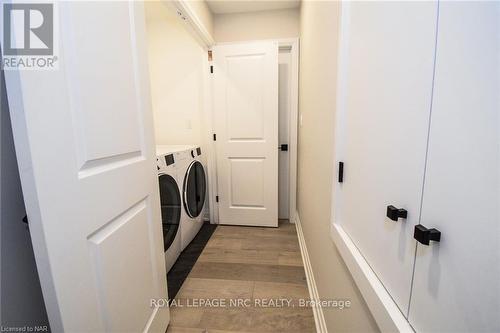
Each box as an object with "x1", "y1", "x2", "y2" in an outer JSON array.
[
  {"x1": 156, "y1": 146, "x2": 182, "y2": 273},
  {"x1": 177, "y1": 146, "x2": 207, "y2": 250}
]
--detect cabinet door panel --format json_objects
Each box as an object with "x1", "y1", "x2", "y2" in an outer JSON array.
[
  {"x1": 409, "y1": 3, "x2": 500, "y2": 332},
  {"x1": 338, "y1": 1, "x2": 437, "y2": 314}
]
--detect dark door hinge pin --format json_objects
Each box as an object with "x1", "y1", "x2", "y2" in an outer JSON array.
[{"x1": 338, "y1": 162, "x2": 344, "y2": 183}]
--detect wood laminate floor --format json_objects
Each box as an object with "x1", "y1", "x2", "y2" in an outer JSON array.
[{"x1": 167, "y1": 220, "x2": 315, "y2": 333}]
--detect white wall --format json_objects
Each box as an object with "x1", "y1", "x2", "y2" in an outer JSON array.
[
  {"x1": 297, "y1": 2, "x2": 379, "y2": 331},
  {"x1": 145, "y1": 2, "x2": 207, "y2": 146},
  {"x1": 1, "y1": 68, "x2": 49, "y2": 329},
  {"x1": 214, "y1": 8, "x2": 299, "y2": 42}
]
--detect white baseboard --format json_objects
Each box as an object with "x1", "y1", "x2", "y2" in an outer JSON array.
[
  {"x1": 295, "y1": 212, "x2": 328, "y2": 333},
  {"x1": 330, "y1": 223, "x2": 414, "y2": 333}
]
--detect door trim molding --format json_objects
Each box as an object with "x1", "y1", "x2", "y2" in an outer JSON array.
[
  {"x1": 295, "y1": 212, "x2": 328, "y2": 333},
  {"x1": 204, "y1": 53, "x2": 218, "y2": 224},
  {"x1": 283, "y1": 38, "x2": 299, "y2": 224},
  {"x1": 329, "y1": 224, "x2": 413, "y2": 332}
]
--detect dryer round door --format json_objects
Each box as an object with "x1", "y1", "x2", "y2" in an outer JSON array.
[
  {"x1": 158, "y1": 174, "x2": 181, "y2": 251},
  {"x1": 183, "y1": 160, "x2": 206, "y2": 218}
]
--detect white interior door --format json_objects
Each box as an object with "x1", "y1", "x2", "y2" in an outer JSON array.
[
  {"x1": 409, "y1": 3, "x2": 500, "y2": 331},
  {"x1": 2, "y1": 2, "x2": 169, "y2": 332},
  {"x1": 278, "y1": 50, "x2": 291, "y2": 220},
  {"x1": 213, "y1": 41, "x2": 278, "y2": 227},
  {"x1": 337, "y1": 2, "x2": 438, "y2": 314}
]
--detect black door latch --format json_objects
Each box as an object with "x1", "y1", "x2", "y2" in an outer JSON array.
[
  {"x1": 414, "y1": 224, "x2": 441, "y2": 245},
  {"x1": 386, "y1": 205, "x2": 408, "y2": 221},
  {"x1": 279, "y1": 144, "x2": 288, "y2": 151}
]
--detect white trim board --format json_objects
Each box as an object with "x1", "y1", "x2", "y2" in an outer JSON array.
[
  {"x1": 284, "y1": 38, "x2": 299, "y2": 224},
  {"x1": 295, "y1": 212, "x2": 328, "y2": 333},
  {"x1": 162, "y1": 0, "x2": 215, "y2": 48},
  {"x1": 330, "y1": 224, "x2": 414, "y2": 332},
  {"x1": 203, "y1": 49, "x2": 218, "y2": 224}
]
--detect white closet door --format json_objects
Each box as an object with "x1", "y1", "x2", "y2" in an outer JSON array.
[
  {"x1": 213, "y1": 42, "x2": 279, "y2": 227},
  {"x1": 409, "y1": 3, "x2": 500, "y2": 332},
  {"x1": 337, "y1": 2, "x2": 438, "y2": 313},
  {"x1": 2, "y1": 2, "x2": 169, "y2": 331}
]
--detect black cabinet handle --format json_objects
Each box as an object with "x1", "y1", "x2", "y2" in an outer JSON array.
[
  {"x1": 414, "y1": 224, "x2": 441, "y2": 245},
  {"x1": 386, "y1": 205, "x2": 408, "y2": 221}
]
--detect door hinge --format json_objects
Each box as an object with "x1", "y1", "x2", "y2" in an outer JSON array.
[
  {"x1": 213, "y1": 133, "x2": 216, "y2": 141},
  {"x1": 216, "y1": 196, "x2": 219, "y2": 203},
  {"x1": 338, "y1": 161, "x2": 344, "y2": 183},
  {"x1": 210, "y1": 65, "x2": 213, "y2": 74}
]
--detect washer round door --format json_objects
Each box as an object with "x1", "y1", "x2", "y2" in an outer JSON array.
[
  {"x1": 183, "y1": 161, "x2": 206, "y2": 218},
  {"x1": 158, "y1": 174, "x2": 181, "y2": 251}
]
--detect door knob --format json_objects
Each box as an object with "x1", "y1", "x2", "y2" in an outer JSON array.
[
  {"x1": 386, "y1": 205, "x2": 407, "y2": 221},
  {"x1": 278, "y1": 144, "x2": 288, "y2": 151},
  {"x1": 414, "y1": 224, "x2": 441, "y2": 245}
]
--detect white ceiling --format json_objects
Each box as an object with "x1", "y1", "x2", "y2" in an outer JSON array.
[{"x1": 206, "y1": 0, "x2": 300, "y2": 15}]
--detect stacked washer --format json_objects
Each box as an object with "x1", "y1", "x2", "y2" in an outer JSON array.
[
  {"x1": 156, "y1": 146, "x2": 182, "y2": 272},
  {"x1": 157, "y1": 145, "x2": 207, "y2": 253}
]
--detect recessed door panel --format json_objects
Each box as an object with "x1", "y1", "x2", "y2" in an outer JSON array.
[
  {"x1": 87, "y1": 200, "x2": 155, "y2": 332},
  {"x1": 64, "y1": 3, "x2": 143, "y2": 167},
  {"x1": 226, "y1": 54, "x2": 266, "y2": 141},
  {"x1": 229, "y1": 158, "x2": 265, "y2": 208}
]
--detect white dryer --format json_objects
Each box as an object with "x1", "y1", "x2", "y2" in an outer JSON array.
[
  {"x1": 156, "y1": 146, "x2": 182, "y2": 273},
  {"x1": 177, "y1": 146, "x2": 207, "y2": 250}
]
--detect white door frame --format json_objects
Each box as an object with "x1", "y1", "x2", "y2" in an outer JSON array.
[
  {"x1": 203, "y1": 49, "x2": 219, "y2": 224},
  {"x1": 279, "y1": 38, "x2": 299, "y2": 224},
  {"x1": 207, "y1": 38, "x2": 299, "y2": 224}
]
